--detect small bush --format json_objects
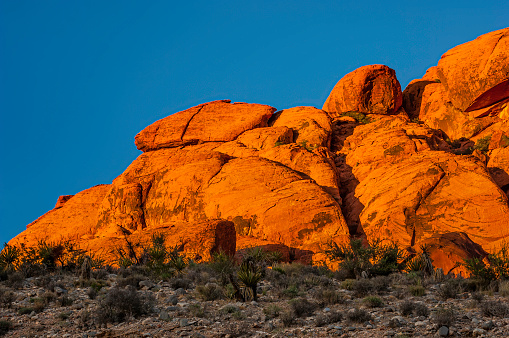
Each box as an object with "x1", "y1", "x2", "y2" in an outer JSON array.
[
  {"x1": 169, "y1": 277, "x2": 192, "y2": 290},
  {"x1": 340, "y1": 279, "x2": 356, "y2": 290},
  {"x1": 189, "y1": 303, "x2": 207, "y2": 318},
  {"x1": 0, "y1": 320, "x2": 12, "y2": 336},
  {"x1": 433, "y1": 307, "x2": 455, "y2": 327},
  {"x1": 347, "y1": 308, "x2": 372, "y2": 323},
  {"x1": 57, "y1": 295, "x2": 73, "y2": 307},
  {"x1": 471, "y1": 292, "x2": 484, "y2": 303},
  {"x1": 341, "y1": 111, "x2": 371, "y2": 124},
  {"x1": 315, "y1": 288, "x2": 344, "y2": 305},
  {"x1": 97, "y1": 287, "x2": 154, "y2": 323},
  {"x1": 196, "y1": 283, "x2": 223, "y2": 301},
  {"x1": 289, "y1": 298, "x2": 317, "y2": 317},
  {"x1": 325, "y1": 239, "x2": 405, "y2": 278},
  {"x1": 117, "y1": 274, "x2": 145, "y2": 289},
  {"x1": 499, "y1": 280, "x2": 509, "y2": 297},
  {"x1": 481, "y1": 300, "x2": 509, "y2": 317},
  {"x1": 409, "y1": 284, "x2": 426, "y2": 296},
  {"x1": 18, "y1": 307, "x2": 34, "y2": 315},
  {"x1": 280, "y1": 284, "x2": 300, "y2": 299},
  {"x1": 353, "y1": 278, "x2": 374, "y2": 297},
  {"x1": 473, "y1": 135, "x2": 491, "y2": 154},
  {"x1": 86, "y1": 287, "x2": 98, "y2": 300},
  {"x1": 315, "y1": 311, "x2": 343, "y2": 327},
  {"x1": 437, "y1": 280, "x2": 461, "y2": 300},
  {"x1": 0, "y1": 287, "x2": 15, "y2": 308},
  {"x1": 220, "y1": 304, "x2": 240, "y2": 315},
  {"x1": 280, "y1": 309, "x2": 295, "y2": 327},
  {"x1": 263, "y1": 304, "x2": 281, "y2": 319},
  {"x1": 400, "y1": 300, "x2": 429, "y2": 317},
  {"x1": 363, "y1": 296, "x2": 383, "y2": 308}
]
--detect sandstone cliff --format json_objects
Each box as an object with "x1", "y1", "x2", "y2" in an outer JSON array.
[{"x1": 9, "y1": 28, "x2": 509, "y2": 274}]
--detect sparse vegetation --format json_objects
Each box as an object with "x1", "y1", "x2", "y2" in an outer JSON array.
[{"x1": 341, "y1": 111, "x2": 371, "y2": 124}]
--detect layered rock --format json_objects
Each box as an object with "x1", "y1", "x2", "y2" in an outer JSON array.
[{"x1": 323, "y1": 65, "x2": 402, "y2": 117}]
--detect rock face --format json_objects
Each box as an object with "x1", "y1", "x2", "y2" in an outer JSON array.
[
  {"x1": 323, "y1": 64, "x2": 403, "y2": 117},
  {"x1": 436, "y1": 28, "x2": 509, "y2": 112},
  {"x1": 8, "y1": 28, "x2": 509, "y2": 274},
  {"x1": 135, "y1": 100, "x2": 276, "y2": 152}
]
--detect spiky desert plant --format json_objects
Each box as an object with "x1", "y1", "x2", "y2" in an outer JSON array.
[{"x1": 237, "y1": 260, "x2": 263, "y2": 301}]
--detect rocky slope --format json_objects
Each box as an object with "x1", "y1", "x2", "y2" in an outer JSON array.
[{"x1": 8, "y1": 27, "x2": 509, "y2": 274}]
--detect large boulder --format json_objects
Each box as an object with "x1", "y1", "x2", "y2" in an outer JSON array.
[
  {"x1": 437, "y1": 27, "x2": 509, "y2": 111},
  {"x1": 271, "y1": 106, "x2": 332, "y2": 149},
  {"x1": 323, "y1": 65, "x2": 403, "y2": 117},
  {"x1": 135, "y1": 100, "x2": 276, "y2": 152}
]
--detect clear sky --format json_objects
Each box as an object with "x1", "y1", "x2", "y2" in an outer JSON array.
[{"x1": 1, "y1": 1, "x2": 508, "y2": 246}]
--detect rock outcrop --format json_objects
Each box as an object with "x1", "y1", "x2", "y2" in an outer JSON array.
[
  {"x1": 323, "y1": 64, "x2": 403, "y2": 117},
  {"x1": 8, "y1": 27, "x2": 509, "y2": 274}
]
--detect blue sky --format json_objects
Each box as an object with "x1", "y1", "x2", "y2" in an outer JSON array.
[{"x1": 1, "y1": 0, "x2": 508, "y2": 246}]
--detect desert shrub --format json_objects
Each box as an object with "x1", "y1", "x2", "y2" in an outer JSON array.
[
  {"x1": 5, "y1": 271, "x2": 24, "y2": 289},
  {"x1": 315, "y1": 288, "x2": 344, "y2": 305},
  {"x1": 289, "y1": 298, "x2": 317, "y2": 317},
  {"x1": 437, "y1": 280, "x2": 461, "y2": 300},
  {"x1": 480, "y1": 300, "x2": 509, "y2": 317},
  {"x1": 280, "y1": 284, "x2": 300, "y2": 299},
  {"x1": 189, "y1": 303, "x2": 207, "y2": 318},
  {"x1": 433, "y1": 307, "x2": 455, "y2": 327},
  {"x1": 409, "y1": 283, "x2": 426, "y2": 296},
  {"x1": 280, "y1": 310, "x2": 295, "y2": 327},
  {"x1": 57, "y1": 295, "x2": 73, "y2": 307},
  {"x1": 169, "y1": 277, "x2": 192, "y2": 290},
  {"x1": 341, "y1": 111, "x2": 371, "y2": 124},
  {"x1": 220, "y1": 304, "x2": 240, "y2": 315},
  {"x1": 340, "y1": 279, "x2": 356, "y2": 290},
  {"x1": 347, "y1": 308, "x2": 372, "y2": 323},
  {"x1": 499, "y1": 280, "x2": 509, "y2": 296},
  {"x1": 362, "y1": 296, "x2": 383, "y2": 308},
  {"x1": 315, "y1": 310, "x2": 343, "y2": 326},
  {"x1": 325, "y1": 239, "x2": 405, "y2": 278},
  {"x1": 464, "y1": 244, "x2": 509, "y2": 284},
  {"x1": 97, "y1": 286, "x2": 154, "y2": 323},
  {"x1": 0, "y1": 320, "x2": 12, "y2": 336},
  {"x1": 0, "y1": 287, "x2": 15, "y2": 308},
  {"x1": 196, "y1": 283, "x2": 223, "y2": 301},
  {"x1": 18, "y1": 307, "x2": 34, "y2": 315},
  {"x1": 400, "y1": 300, "x2": 429, "y2": 317},
  {"x1": 117, "y1": 274, "x2": 145, "y2": 289},
  {"x1": 263, "y1": 304, "x2": 281, "y2": 319},
  {"x1": 473, "y1": 135, "x2": 491, "y2": 154},
  {"x1": 471, "y1": 292, "x2": 484, "y2": 303},
  {"x1": 208, "y1": 251, "x2": 235, "y2": 286},
  {"x1": 353, "y1": 278, "x2": 374, "y2": 297}
]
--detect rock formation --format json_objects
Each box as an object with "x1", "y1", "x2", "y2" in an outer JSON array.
[{"x1": 8, "y1": 27, "x2": 509, "y2": 275}]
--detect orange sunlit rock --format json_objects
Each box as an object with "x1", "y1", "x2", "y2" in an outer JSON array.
[
  {"x1": 135, "y1": 100, "x2": 276, "y2": 152},
  {"x1": 323, "y1": 64, "x2": 402, "y2": 117},
  {"x1": 8, "y1": 28, "x2": 509, "y2": 274},
  {"x1": 437, "y1": 27, "x2": 509, "y2": 112}
]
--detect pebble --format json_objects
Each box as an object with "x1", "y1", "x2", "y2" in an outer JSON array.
[
  {"x1": 175, "y1": 288, "x2": 186, "y2": 296},
  {"x1": 168, "y1": 295, "x2": 178, "y2": 305},
  {"x1": 482, "y1": 320, "x2": 494, "y2": 330}
]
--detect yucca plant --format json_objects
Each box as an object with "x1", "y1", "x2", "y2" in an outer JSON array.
[
  {"x1": 237, "y1": 261, "x2": 262, "y2": 301},
  {"x1": 0, "y1": 244, "x2": 21, "y2": 272}
]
